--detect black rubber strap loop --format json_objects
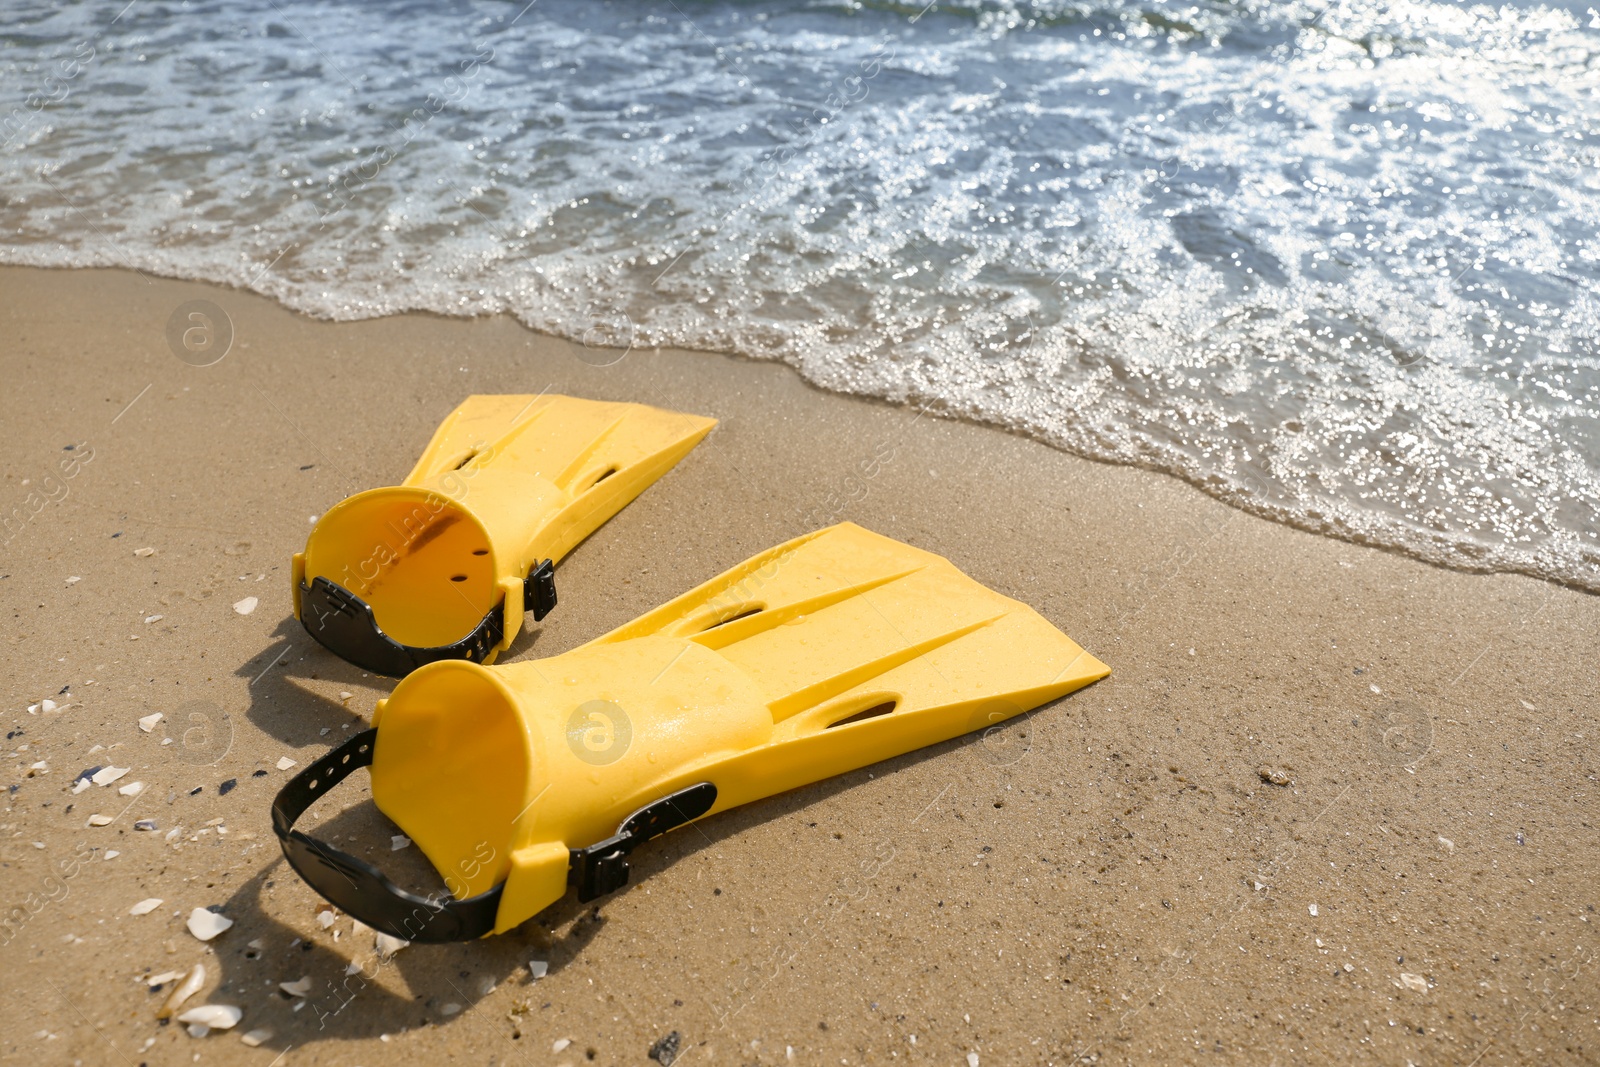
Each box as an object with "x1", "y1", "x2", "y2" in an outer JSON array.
[
  {"x1": 298, "y1": 559, "x2": 555, "y2": 678},
  {"x1": 271, "y1": 729, "x2": 503, "y2": 943}
]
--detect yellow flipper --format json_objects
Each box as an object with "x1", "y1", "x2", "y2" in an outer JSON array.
[
  {"x1": 290, "y1": 394, "x2": 715, "y2": 675},
  {"x1": 270, "y1": 524, "x2": 1107, "y2": 941}
]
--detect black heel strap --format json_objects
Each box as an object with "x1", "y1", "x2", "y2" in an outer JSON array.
[
  {"x1": 299, "y1": 558, "x2": 556, "y2": 678},
  {"x1": 271, "y1": 729, "x2": 503, "y2": 943}
]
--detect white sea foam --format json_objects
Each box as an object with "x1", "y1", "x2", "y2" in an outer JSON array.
[{"x1": 3, "y1": 0, "x2": 1596, "y2": 587}]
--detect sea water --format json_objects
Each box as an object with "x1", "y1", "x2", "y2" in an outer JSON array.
[{"x1": 3, "y1": 0, "x2": 1596, "y2": 588}]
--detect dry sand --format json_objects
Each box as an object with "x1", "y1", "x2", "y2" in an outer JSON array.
[{"x1": 1, "y1": 265, "x2": 1595, "y2": 1066}]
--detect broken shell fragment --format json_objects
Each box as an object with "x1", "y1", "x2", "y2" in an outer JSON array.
[
  {"x1": 239, "y1": 1028, "x2": 273, "y2": 1047},
  {"x1": 1398, "y1": 972, "x2": 1429, "y2": 993},
  {"x1": 232, "y1": 596, "x2": 259, "y2": 616},
  {"x1": 186, "y1": 907, "x2": 234, "y2": 941},
  {"x1": 138, "y1": 713, "x2": 163, "y2": 732},
  {"x1": 375, "y1": 932, "x2": 408, "y2": 959},
  {"x1": 177, "y1": 1004, "x2": 243, "y2": 1031},
  {"x1": 91, "y1": 766, "x2": 130, "y2": 786},
  {"x1": 130, "y1": 898, "x2": 164, "y2": 916},
  {"x1": 156, "y1": 964, "x2": 206, "y2": 1019},
  {"x1": 279, "y1": 976, "x2": 313, "y2": 997},
  {"x1": 86, "y1": 815, "x2": 113, "y2": 827}
]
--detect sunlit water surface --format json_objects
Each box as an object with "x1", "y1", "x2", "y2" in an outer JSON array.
[{"x1": 3, "y1": 0, "x2": 1597, "y2": 586}]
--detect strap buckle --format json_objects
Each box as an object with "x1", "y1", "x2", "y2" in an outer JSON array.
[
  {"x1": 568, "y1": 783, "x2": 718, "y2": 902},
  {"x1": 524, "y1": 558, "x2": 557, "y2": 620}
]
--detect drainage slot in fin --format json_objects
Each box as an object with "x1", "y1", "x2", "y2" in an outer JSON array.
[
  {"x1": 701, "y1": 606, "x2": 763, "y2": 632},
  {"x1": 827, "y1": 700, "x2": 897, "y2": 729},
  {"x1": 453, "y1": 451, "x2": 477, "y2": 471},
  {"x1": 589, "y1": 466, "x2": 618, "y2": 488}
]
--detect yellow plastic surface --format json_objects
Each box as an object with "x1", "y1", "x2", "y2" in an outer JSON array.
[
  {"x1": 367, "y1": 523, "x2": 1110, "y2": 935},
  {"x1": 292, "y1": 395, "x2": 715, "y2": 657}
]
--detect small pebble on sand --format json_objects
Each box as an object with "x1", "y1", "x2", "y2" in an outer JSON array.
[
  {"x1": 649, "y1": 1031, "x2": 681, "y2": 1066},
  {"x1": 1256, "y1": 766, "x2": 1290, "y2": 787}
]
